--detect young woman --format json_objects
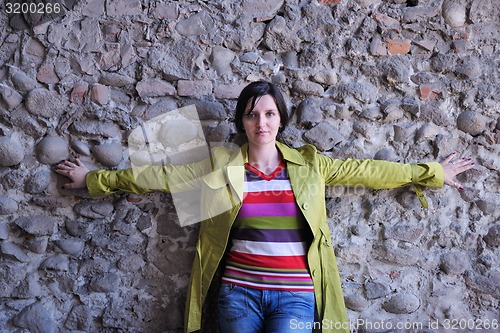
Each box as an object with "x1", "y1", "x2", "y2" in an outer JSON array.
[{"x1": 55, "y1": 81, "x2": 474, "y2": 333}]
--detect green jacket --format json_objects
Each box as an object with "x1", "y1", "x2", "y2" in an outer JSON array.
[{"x1": 86, "y1": 142, "x2": 444, "y2": 333}]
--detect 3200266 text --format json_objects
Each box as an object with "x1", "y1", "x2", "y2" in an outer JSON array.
[{"x1": 4, "y1": 1, "x2": 61, "y2": 14}]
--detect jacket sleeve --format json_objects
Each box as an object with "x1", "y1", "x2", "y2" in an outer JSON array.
[
  {"x1": 316, "y1": 155, "x2": 444, "y2": 189},
  {"x1": 86, "y1": 159, "x2": 213, "y2": 197},
  {"x1": 315, "y1": 155, "x2": 444, "y2": 208}
]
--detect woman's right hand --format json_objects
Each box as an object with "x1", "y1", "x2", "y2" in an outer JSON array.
[{"x1": 54, "y1": 158, "x2": 89, "y2": 189}]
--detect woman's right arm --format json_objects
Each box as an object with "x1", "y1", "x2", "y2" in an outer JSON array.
[{"x1": 54, "y1": 157, "x2": 211, "y2": 196}]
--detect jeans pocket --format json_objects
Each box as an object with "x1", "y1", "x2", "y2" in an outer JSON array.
[
  {"x1": 278, "y1": 291, "x2": 315, "y2": 320},
  {"x1": 287, "y1": 291, "x2": 316, "y2": 302},
  {"x1": 219, "y1": 283, "x2": 239, "y2": 296},
  {"x1": 218, "y1": 284, "x2": 249, "y2": 322}
]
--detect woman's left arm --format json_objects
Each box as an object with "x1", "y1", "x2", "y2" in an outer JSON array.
[
  {"x1": 440, "y1": 152, "x2": 475, "y2": 191},
  {"x1": 317, "y1": 151, "x2": 475, "y2": 208},
  {"x1": 318, "y1": 152, "x2": 474, "y2": 190}
]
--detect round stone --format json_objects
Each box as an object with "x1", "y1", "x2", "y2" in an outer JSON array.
[
  {"x1": 158, "y1": 119, "x2": 199, "y2": 147},
  {"x1": 344, "y1": 294, "x2": 370, "y2": 311},
  {"x1": 40, "y1": 254, "x2": 69, "y2": 271},
  {"x1": 92, "y1": 142, "x2": 123, "y2": 167},
  {"x1": 0, "y1": 136, "x2": 25, "y2": 166},
  {"x1": 25, "y1": 169, "x2": 52, "y2": 194},
  {"x1": 456, "y1": 111, "x2": 486, "y2": 136},
  {"x1": 25, "y1": 88, "x2": 68, "y2": 118},
  {"x1": 54, "y1": 239, "x2": 85, "y2": 256},
  {"x1": 0, "y1": 195, "x2": 19, "y2": 215},
  {"x1": 374, "y1": 148, "x2": 399, "y2": 162},
  {"x1": 15, "y1": 216, "x2": 57, "y2": 236},
  {"x1": 483, "y1": 224, "x2": 500, "y2": 248},
  {"x1": 442, "y1": 1, "x2": 466, "y2": 27},
  {"x1": 383, "y1": 293, "x2": 420, "y2": 314},
  {"x1": 71, "y1": 140, "x2": 91, "y2": 156},
  {"x1": 12, "y1": 302, "x2": 56, "y2": 332},
  {"x1": 35, "y1": 136, "x2": 69, "y2": 165},
  {"x1": 440, "y1": 251, "x2": 468, "y2": 274}
]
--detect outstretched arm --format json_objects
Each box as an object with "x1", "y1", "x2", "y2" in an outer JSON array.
[
  {"x1": 54, "y1": 158, "x2": 89, "y2": 190},
  {"x1": 440, "y1": 152, "x2": 475, "y2": 191},
  {"x1": 54, "y1": 154, "x2": 215, "y2": 196}
]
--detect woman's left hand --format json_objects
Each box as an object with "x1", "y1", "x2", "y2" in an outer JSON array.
[{"x1": 440, "y1": 152, "x2": 475, "y2": 190}]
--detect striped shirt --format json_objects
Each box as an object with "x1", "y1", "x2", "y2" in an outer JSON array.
[{"x1": 221, "y1": 161, "x2": 314, "y2": 291}]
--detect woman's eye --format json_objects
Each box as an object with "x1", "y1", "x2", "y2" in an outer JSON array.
[{"x1": 245, "y1": 113, "x2": 255, "y2": 118}]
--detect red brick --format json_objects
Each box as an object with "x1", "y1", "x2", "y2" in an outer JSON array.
[
  {"x1": 177, "y1": 80, "x2": 213, "y2": 97},
  {"x1": 91, "y1": 84, "x2": 110, "y2": 105},
  {"x1": 419, "y1": 84, "x2": 441, "y2": 101},
  {"x1": 136, "y1": 79, "x2": 176, "y2": 98},
  {"x1": 386, "y1": 39, "x2": 411, "y2": 55},
  {"x1": 214, "y1": 83, "x2": 247, "y2": 100},
  {"x1": 36, "y1": 64, "x2": 59, "y2": 84},
  {"x1": 318, "y1": 0, "x2": 341, "y2": 4},
  {"x1": 70, "y1": 82, "x2": 89, "y2": 104}
]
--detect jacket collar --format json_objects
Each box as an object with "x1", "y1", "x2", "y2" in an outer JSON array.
[
  {"x1": 276, "y1": 141, "x2": 306, "y2": 166},
  {"x1": 223, "y1": 141, "x2": 305, "y2": 203},
  {"x1": 228, "y1": 141, "x2": 306, "y2": 166}
]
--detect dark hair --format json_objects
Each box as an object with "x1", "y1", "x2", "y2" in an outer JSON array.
[{"x1": 234, "y1": 81, "x2": 289, "y2": 133}]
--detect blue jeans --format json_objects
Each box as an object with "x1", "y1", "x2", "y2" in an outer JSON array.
[{"x1": 218, "y1": 283, "x2": 316, "y2": 333}]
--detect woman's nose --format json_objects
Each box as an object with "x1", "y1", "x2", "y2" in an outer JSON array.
[{"x1": 257, "y1": 116, "x2": 265, "y2": 127}]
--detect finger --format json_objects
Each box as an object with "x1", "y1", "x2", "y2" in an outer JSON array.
[
  {"x1": 54, "y1": 164, "x2": 69, "y2": 172},
  {"x1": 57, "y1": 160, "x2": 71, "y2": 168},
  {"x1": 63, "y1": 160, "x2": 76, "y2": 167},
  {"x1": 455, "y1": 157, "x2": 473, "y2": 166},
  {"x1": 453, "y1": 181, "x2": 464, "y2": 191},
  {"x1": 75, "y1": 158, "x2": 84, "y2": 167},
  {"x1": 62, "y1": 182, "x2": 75, "y2": 190},
  {"x1": 455, "y1": 163, "x2": 475, "y2": 174},
  {"x1": 55, "y1": 164, "x2": 72, "y2": 171},
  {"x1": 453, "y1": 158, "x2": 474, "y2": 169},
  {"x1": 443, "y1": 152, "x2": 457, "y2": 164},
  {"x1": 53, "y1": 168, "x2": 67, "y2": 175},
  {"x1": 54, "y1": 167, "x2": 67, "y2": 174}
]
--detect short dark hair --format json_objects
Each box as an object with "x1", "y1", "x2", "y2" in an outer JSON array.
[{"x1": 234, "y1": 81, "x2": 289, "y2": 133}]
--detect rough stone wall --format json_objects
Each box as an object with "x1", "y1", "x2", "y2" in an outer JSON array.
[{"x1": 0, "y1": 0, "x2": 499, "y2": 332}]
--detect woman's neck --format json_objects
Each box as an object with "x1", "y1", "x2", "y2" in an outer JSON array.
[{"x1": 247, "y1": 142, "x2": 282, "y2": 175}]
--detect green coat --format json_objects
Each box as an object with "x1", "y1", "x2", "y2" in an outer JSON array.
[{"x1": 86, "y1": 142, "x2": 444, "y2": 333}]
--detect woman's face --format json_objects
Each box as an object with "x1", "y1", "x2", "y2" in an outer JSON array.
[{"x1": 242, "y1": 94, "x2": 281, "y2": 148}]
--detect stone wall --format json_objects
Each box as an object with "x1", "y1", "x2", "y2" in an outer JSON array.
[{"x1": 0, "y1": 0, "x2": 499, "y2": 332}]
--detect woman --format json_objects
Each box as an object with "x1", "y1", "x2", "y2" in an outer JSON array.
[{"x1": 55, "y1": 81, "x2": 474, "y2": 333}]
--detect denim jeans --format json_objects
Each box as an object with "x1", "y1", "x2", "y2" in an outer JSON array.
[{"x1": 218, "y1": 283, "x2": 316, "y2": 333}]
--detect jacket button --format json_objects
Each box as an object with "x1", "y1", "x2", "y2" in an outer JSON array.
[
  {"x1": 312, "y1": 270, "x2": 317, "y2": 277},
  {"x1": 302, "y1": 202, "x2": 310, "y2": 210}
]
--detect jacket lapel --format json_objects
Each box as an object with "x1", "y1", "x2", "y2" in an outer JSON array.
[
  {"x1": 225, "y1": 144, "x2": 247, "y2": 203},
  {"x1": 276, "y1": 142, "x2": 308, "y2": 202}
]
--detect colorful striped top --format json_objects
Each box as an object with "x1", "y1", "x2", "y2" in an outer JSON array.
[{"x1": 221, "y1": 161, "x2": 314, "y2": 292}]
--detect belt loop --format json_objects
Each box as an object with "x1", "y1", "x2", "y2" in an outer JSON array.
[
  {"x1": 109, "y1": 171, "x2": 117, "y2": 189},
  {"x1": 414, "y1": 184, "x2": 428, "y2": 209}
]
